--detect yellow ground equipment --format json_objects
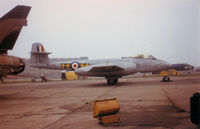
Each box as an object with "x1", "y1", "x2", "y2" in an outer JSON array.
[
  {"x1": 160, "y1": 70, "x2": 169, "y2": 77},
  {"x1": 61, "y1": 71, "x2": 78, "y2": 80},
  {"x1": 93, "y1": 98, "x2": 120, "y2": 124},
  {"x1": 169, "y1": 69, "x2": 179, "y2": 76},
  {"x1": 66, "y1": 71, "x2": 78, "y2": 80},
  {"x1": 160, "y1": 69, "x2": 179, "y2": 77},
  {"x1": 160, "y1": 69, "x2": 179, "y2": 82}
]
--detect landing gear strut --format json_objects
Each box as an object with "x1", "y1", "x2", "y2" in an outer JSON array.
[{"x1": 107, "y1": 78, "x2": 118, "y2": 85}]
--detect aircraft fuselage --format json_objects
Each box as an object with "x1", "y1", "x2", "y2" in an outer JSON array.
[{"x1": 31, "y1": 57, "x2": 169, "y2": 77}]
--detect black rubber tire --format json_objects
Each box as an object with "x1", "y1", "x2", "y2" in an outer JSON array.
[
  {"x1": 163, "y1": 76, "x2": 170, "y2": 82},
  {"x1": 61, "y1": 73, "x2": 66, "y2": 80},
  {"x1": 107, "y1": 78, "x2": 118, "y2": 85},
  {"x1": 114, "y1": 78, "x2": 118, "y2": 85}
]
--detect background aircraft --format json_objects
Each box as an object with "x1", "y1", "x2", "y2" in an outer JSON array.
[
  {"x1": 170, "y1": 63, "x2": 194, "y2": 71},
  {"x1": 0, "y1": 5, "x2": 31, "y2": 81},
  {"x1": 30, "y1": 43, "x2": 170, "y2": 85}
]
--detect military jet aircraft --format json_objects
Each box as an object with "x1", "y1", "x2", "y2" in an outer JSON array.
[
  {"x1": 170, "y1": 63, "x2": 194, "y2": 71},
  {"x1": 0, "y1": 5, "x2": 31, "y2": 81},
  {"x1": 152, "y1": 63, "x2": 194, "y2": 75},
  {"x1": 30, "y1": 43, "x2": 170, "y2": 85}
]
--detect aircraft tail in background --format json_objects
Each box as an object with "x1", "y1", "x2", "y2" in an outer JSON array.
[
  {"x1": 30, "y1": 43, "x2": 51, "y2": 64},
  {"x1": 0, "y1": 5, "x2": 31, "y2": 54}
]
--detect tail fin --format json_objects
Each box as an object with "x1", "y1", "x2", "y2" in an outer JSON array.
[
  {"x1": 0, "y1": 5, "x2": 31, "y2": 53},
  {"x1": 30, "y1": 43, "x2": 51, "y2": 64}
]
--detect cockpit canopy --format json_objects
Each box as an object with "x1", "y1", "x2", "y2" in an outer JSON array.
[{"x1": 132, "y1": 54, "x2": 157, "y2": 60}]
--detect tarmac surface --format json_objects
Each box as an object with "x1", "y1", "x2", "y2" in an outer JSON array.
[{"x1": 0, "y1": 76, "x2": 199, "y2": 129}]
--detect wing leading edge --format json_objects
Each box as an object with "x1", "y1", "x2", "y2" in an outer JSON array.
[
  {"x1": 89, "y1": 65, "x2": 124, "y2": 73},
  {"x1": 75, "y1": 63, "x2": 125, "y2": 77},
  {"x1": 75, "y1": 61, "x2": 137, "y2": 77}
]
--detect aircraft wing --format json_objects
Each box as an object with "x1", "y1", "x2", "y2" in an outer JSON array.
[
  {"x1": 0, "y1": 5, "x2": 31, "y2": 53},
  {"x1": 75, "y1": 61, "x2": 136, "y2": 77},
  {"x1": 89, "y1": 64, "x2": 124, "y2": 73}
]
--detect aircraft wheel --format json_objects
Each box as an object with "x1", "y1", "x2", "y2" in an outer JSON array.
[
  {"x1": 107, "y1": 78, "x2": 118, "y2": 85},
  {"x1": 163, "y1": 76, "x2": 170, "y2": 82},
  {"x1": 114, "y1": 78, "x2": 118, "y2": 84},
  {"x1": 61, "y1": 73, "x2": 66, "y2": 80},
  {"x1": 107, "y1": 78, "x2": 114, "y2": 85}
]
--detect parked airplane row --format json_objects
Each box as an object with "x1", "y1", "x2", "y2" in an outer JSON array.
[{"x1": 0, "y1": 5, "x2": 194, "y2": 85}]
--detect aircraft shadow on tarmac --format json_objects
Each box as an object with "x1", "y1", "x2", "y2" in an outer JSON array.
[
  {"x1": 82, "y1": 81, "x2": 136, "y2": 87},
  {"x1": 84, "y1": 79, "x2": 166, "y2": 88}
]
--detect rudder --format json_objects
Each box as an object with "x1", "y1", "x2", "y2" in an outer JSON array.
[{"x1": 30, "y1": 43, "x2": 51, "y2": 64}]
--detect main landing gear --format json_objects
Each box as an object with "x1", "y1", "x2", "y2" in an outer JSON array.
[
  {"x1": 162, "y1": 76, "x2": 172, "y2": 82},
  {"x1": 107, "y1": 78, "x2": 118, "y2": 85}
]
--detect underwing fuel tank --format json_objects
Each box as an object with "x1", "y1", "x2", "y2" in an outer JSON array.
[{"x1": 0, "y1": 54, "x2": 25, "y2": 75}]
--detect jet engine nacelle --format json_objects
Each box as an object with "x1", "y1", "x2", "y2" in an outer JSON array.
[{"x1": 0, "y1": 54, "x2": 25, "y2": 75}]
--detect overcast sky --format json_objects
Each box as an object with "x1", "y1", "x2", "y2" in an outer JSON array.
[{"x1": 0, "y1": 0, "x2": 200, "y2": 66}]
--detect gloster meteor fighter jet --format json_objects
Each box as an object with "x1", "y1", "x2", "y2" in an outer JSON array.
[{"x1": 30, "y1": 43, "x2": 170, "y2": 85}]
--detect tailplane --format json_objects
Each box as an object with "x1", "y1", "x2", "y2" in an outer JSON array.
[{"x1": 30, "y1": 43, "x2": 51, "y2": 64}]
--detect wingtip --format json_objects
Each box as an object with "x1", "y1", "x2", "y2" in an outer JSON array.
[
  {"x1": 15, "y1": 5, "x2": 32, "y2": 10},
  {"x1": 0, "y1": 5, "x2": 31, "y2": 21}
]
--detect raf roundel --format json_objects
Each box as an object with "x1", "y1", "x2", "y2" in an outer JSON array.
[{"x1": 71, "y1": 62, "x2": 80, "y2": 70}]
